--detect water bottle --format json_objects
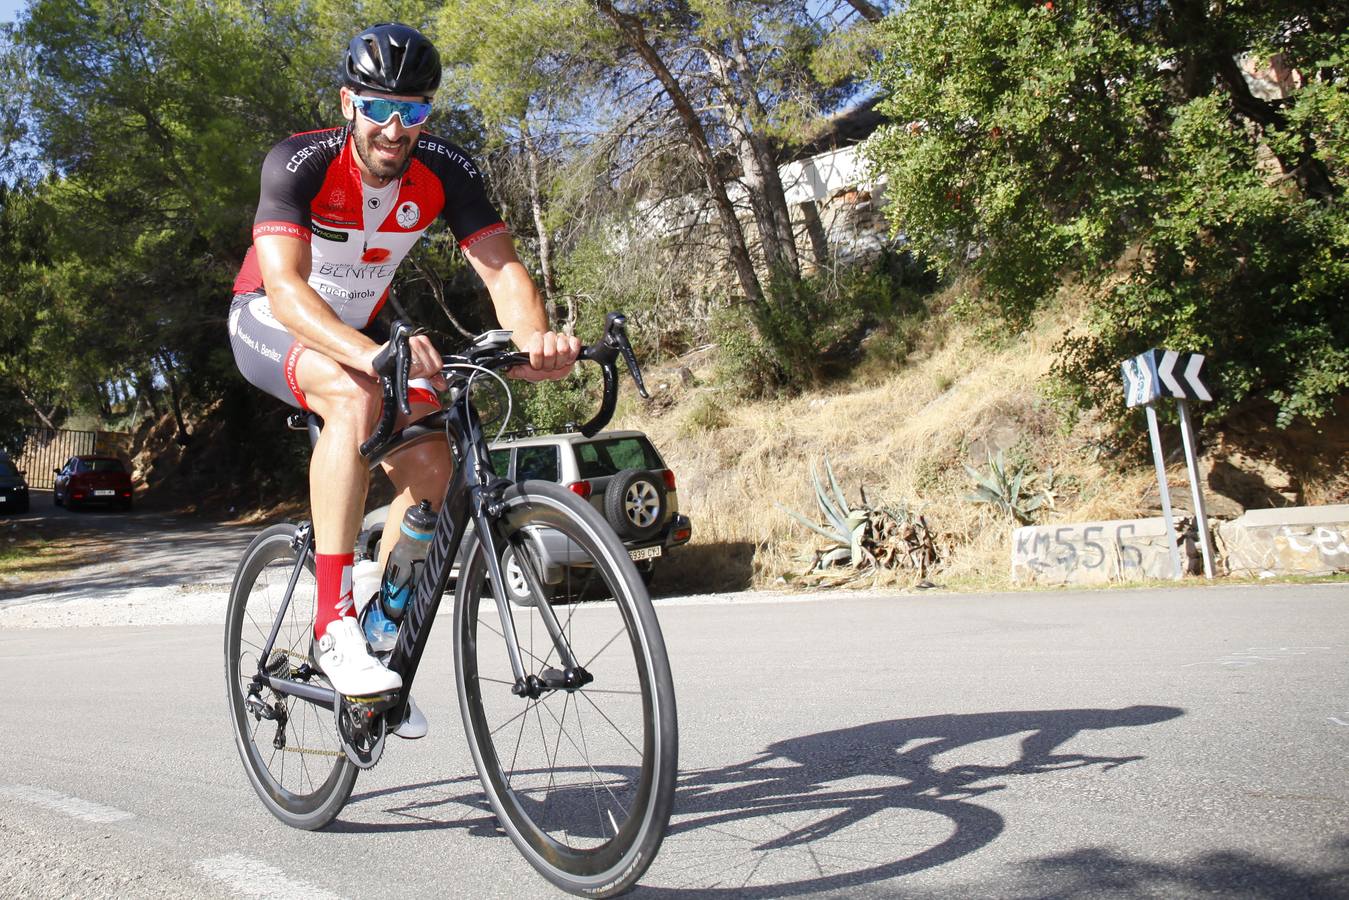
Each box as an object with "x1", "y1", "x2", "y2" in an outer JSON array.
[
  {"x1": 354, "y1": 558, "x2": 397, "y2": 652},
  {"x1": 380, "y1": 499, "x2": 436, "y2": 622}
]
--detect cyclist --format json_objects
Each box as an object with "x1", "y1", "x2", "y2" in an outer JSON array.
[{"x1": 227, "y1": 22, "x2": 579, "y2": 734}]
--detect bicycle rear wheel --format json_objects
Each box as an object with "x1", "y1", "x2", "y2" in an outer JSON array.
[
  {"x1": 454, "y1": 481, "x2": 678, "y2": 897},
  {"x1": 225, "y1": 523, "x2": 356, "y2": 829}
]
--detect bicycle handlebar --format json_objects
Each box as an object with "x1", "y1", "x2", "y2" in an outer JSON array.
[{"x1": 359, "y1": 312, "x2": 649, "y2": 459}]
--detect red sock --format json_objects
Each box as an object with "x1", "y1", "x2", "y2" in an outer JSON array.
[{"x1": 314, "y1": 552, "x2": 355, "y2": 640}]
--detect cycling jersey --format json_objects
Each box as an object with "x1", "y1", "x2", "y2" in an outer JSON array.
[
  {"x1": 231, "y1": 125, "x2": 506, "y2": 328},
  {"x1": 228, "y1": 125, "x2": 501, "y2": 410}
]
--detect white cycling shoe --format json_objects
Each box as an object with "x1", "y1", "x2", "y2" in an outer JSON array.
[
  {"x1": 393, "y1": 695, "x2": 428, "y2": 740},
  {"x1": 317, "y1": 618, "x2": 402, "y2": 697}
]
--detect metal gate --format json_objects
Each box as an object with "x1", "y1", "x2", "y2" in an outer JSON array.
[{"x1": 16, "y1": 428, "x2": 130, "y2": 490}]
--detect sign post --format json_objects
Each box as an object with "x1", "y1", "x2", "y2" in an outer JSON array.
[{"x1": 1121, "y1": 350, "x2": 1215, "y2": 579}]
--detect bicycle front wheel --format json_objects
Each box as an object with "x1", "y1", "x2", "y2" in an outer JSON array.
[
  {"x1": 224, "y1": 523, "x2": 356, "y2": 830},
  {"x1": 454, "y1": 481, "x2": 678, "y2": 897}
]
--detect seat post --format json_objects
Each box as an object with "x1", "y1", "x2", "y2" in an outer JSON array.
[{"x1": 286, "y1": 412, "x2": 325, "y2": 449}]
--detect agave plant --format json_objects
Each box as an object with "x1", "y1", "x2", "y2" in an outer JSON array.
[
  {"x1": 964, "y1": 451, "x2": 1055, "y2": 525},
  {"x1": 777, "y1": 454, "x2": 868, "y2": 567}
]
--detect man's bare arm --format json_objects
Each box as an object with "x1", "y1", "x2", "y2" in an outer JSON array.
[
  {"x1": 464, "y1": 232, "x2": 579, "y2": 379},
  {"x1": 254, "y1": 234, "x2": 382, "y2": 376}
]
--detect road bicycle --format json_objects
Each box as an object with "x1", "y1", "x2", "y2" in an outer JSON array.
[{"x1": 224, "y1": 313, "x2": 678, "y2": 897}]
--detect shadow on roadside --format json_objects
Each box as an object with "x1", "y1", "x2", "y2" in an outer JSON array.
[
  {"x1": 652, "y1": 540, "x2": 757, "y2": 596},
  {"x1": 338, "y1": 705, "x2": 1234, "y2": 896}
]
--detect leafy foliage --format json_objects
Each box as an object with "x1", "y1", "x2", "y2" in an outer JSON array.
[
  {"x1": 867, "y1": 0, "x2": 1349, "y2": 428},
  {"x1": 714, "y1": 258, "x2": 926, "y2": 396}
]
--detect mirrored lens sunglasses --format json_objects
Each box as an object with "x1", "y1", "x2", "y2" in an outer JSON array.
[{"x1": 352, "y1": 96, "x2": 433, "y2": 128}]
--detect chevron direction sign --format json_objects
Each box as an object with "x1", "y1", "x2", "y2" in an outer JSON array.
[{"x1": 1121, "y1": 349, "x2": 1212, "y2": 408}]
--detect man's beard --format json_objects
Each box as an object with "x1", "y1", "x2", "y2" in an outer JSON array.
[{"x1": 353, "y1": 127, "x2": 412, "y2": 181}]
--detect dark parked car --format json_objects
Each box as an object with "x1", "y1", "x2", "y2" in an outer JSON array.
[
  {"x1": 0, "y1": 456, "x2": 29, "y2": 515},
  {"x1": 53, "y1": 455, "x2": 134, "y2": 511}
]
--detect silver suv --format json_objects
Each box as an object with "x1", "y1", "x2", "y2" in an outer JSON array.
[{"x1": 359, "y1": 429, "x2": 691, "y2": 590}]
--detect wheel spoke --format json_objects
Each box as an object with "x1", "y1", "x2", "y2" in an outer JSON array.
[
  {"x1": 227, "y1": 529, "x2": 350, "y2": 825},
  {"x1": 458, "y1": 486, "x2": 674, "y2": 890}
]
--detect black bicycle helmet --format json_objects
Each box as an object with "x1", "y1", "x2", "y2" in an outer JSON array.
[{"x1": 343, "y1": 23, "x2": 441, "y2": 96}]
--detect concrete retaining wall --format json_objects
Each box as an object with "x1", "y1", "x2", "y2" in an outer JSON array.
[
  {"x1": 1215, "y1": 505, "x2": 1349, "y2": 578},
  {"x1": 1011, "y1": 505, "x2": 1349, "y2": 585},
  {"x1": 1011, "y1": 518, "x2": 1198, "y2": 586}
]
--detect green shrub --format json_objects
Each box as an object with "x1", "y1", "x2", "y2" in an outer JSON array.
[
  {"x1": 680, "y1": 394, "x2": 730, "y2": 435},
  {"x1": 964, "y1": 451, "x2": 1057, "y2": 525},
  {"x1": 512, "y1": 370, "x2": 601, "y2": 434},
  {"x1": 715, "y1": 259, "x2": 933, "y2": 397}
]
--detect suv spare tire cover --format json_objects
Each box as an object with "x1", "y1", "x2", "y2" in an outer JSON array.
[{"x1": 604, "y1": 469, "x2": 667, "y2": 542}]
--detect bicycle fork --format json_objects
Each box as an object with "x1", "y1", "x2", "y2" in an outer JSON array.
[{"x1": 472, "y1": 499, "x2": 592, "y2": 700}]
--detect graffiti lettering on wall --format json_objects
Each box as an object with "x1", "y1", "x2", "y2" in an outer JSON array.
[
  {"x1": 1016, "y1": 523, "x2": 1148, "y2": 574},
  {"x1": 1282, "y1": 526, "x2": 1349, "y2": 557}
]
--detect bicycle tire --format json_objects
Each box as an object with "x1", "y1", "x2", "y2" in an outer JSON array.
[
  {"x1": 454, "y1": 481, "x2": 678, "y2": 897},
  {"x1": 225, "y1": 523, "x2": 356, "y2": 830}
]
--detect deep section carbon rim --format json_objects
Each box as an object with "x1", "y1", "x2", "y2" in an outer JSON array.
[
  {"x1": 455, "y1": 482, "x2": 677, "y2": 896},
  {"x1": 225, "y1": 524, "x2": 355, "y2": 829}
]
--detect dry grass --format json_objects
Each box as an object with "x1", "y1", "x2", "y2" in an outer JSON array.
[{"x1": 613, "y1": 295, "x2": 1152, "y2": 592}]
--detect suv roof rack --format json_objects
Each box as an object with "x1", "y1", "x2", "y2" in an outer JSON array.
[{"x1": 495, "y1": 425, "x2": 540, "y2": 443}]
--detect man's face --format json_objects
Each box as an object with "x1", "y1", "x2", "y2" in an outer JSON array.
[{"x1": 341, "y1": 87, "x2": 432, "y2": 182}]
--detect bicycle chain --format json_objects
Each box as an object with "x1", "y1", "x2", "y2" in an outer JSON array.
[{"x1": 260, "y1": 648, "x2": 388, "y2": 768}]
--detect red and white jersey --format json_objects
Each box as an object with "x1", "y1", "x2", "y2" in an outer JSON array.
[{"x1": 232, "y1": 126, "x2": 505, "y2": 328}]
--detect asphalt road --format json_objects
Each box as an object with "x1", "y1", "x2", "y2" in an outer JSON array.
[
  {"x1": 2, "y1": 576, "x2": 1347, "y2": 898},
  {"x1": 1, "y1": 490, "x2": 258, "y2": 602}
]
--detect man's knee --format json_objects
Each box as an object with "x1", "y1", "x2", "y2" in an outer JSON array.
[
  {"x1": 310, "y1": 372, "x2": 381, "y2": 430},
  {"x1": 387, "y1": 437, "x2": 452, "y2": 491}
]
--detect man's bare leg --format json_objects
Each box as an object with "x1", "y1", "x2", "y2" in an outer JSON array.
[
  {"x1": 294, "y1": 352, "x2": 379, "y2": 557},
  {"x1": 378, "y1": 414, "x2": 453, "y2": 568},
  {"x1": 292, "y1": 349, "x2": 402, "y2": 697}
]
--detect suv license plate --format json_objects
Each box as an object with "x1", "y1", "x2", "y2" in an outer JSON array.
[
  {"x1": 94, "y1": 490, "x2": 115, "y2": 496},
  {"x1": 628, "y1": 546, "x2": 662, "y2": 561}
]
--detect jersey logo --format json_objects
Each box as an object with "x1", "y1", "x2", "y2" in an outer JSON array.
[
  {"x1": 362, "y1": 247, "x2": 391, "y2": 263},
  {"x1": 395, "y1": 201, "x2": 421, "y2": 229}
]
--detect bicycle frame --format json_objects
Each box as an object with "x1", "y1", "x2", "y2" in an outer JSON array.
[{"x1": 253, "y1": 386, "x2": 583, "y2": 719}]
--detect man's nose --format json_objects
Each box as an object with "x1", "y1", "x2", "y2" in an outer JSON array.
[{"x1": 380, "y1": 116, "x2": 408, "y2": 141}]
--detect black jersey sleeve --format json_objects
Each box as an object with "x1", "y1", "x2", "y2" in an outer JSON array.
[
  {"x1": 412, "y1": 135, "x2": 507, "y2": 249},
  {"x1": 251, "y1": 129, "x2": 342, "y2": 241}
]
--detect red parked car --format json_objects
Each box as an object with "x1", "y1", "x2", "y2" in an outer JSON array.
[{"x1": 53, "y1": 456, "x2": 134, "y2": 511}]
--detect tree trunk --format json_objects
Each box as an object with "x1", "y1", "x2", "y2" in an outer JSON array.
[
  {"x1": 17, "y1": 387, "x2": 58, "y2": 431},
  {"x1": 844, "y1": 0, "x2": 884, "y2": 23},
  {"x1": 704, "y1": 40, "x2": 801, "y2": 280},
  {"x1": 136, "y1": 369, "x2": 164, "y2": 418},
  {"x1": 594, "y1": 0, "x2": 766, "y2": 309},
  {"x1": 800, "y1": 200, "x2": 831, "y2": 269},
  {"x1": 1168, "y1": 0, "x2": 1336, "y2": 200},
  {"x1": 520, "y1": 120, "x2": 560, "y2": 323},
  {"x1": 155, "y1": 350, "x2": 190, "y2": 442},
  {"x1": 1212, "y1": 54, "x2": 1336, "y2": 200}
]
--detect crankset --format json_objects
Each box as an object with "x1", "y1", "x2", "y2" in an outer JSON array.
[{"x1": 334, "y1": 692, "x2": 398, "y2": 769}]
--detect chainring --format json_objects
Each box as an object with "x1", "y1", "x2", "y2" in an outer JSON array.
[{"x1": 334, "y1": 693, "x2": 394, "y2": 770}]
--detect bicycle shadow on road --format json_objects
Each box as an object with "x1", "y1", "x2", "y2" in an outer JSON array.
[
  {"x1": 635, "y1": 704, "x2": 1184, "y2": 896},
  {"x1": 338, "y1": 704, "x2": 1183, "y2": 895}
]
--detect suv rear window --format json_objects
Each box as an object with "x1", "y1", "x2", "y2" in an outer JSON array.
[
  {"x1": 0, "y1": 460, "x2": 16, "y2": 477},
  {"x1": 516, "y1": 446, "x2": 560, "y2": 482},
  {"x1": 575, "y1": 438, "x2": 663, "y2": 479}
]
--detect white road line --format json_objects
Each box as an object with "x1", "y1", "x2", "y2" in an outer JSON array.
[
  {"x1": 197, "y1": 854, "x2": 347, "y2": 900},
  {"x1": 0, "y1": 783, "x2": 135, "y2": 824}
]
